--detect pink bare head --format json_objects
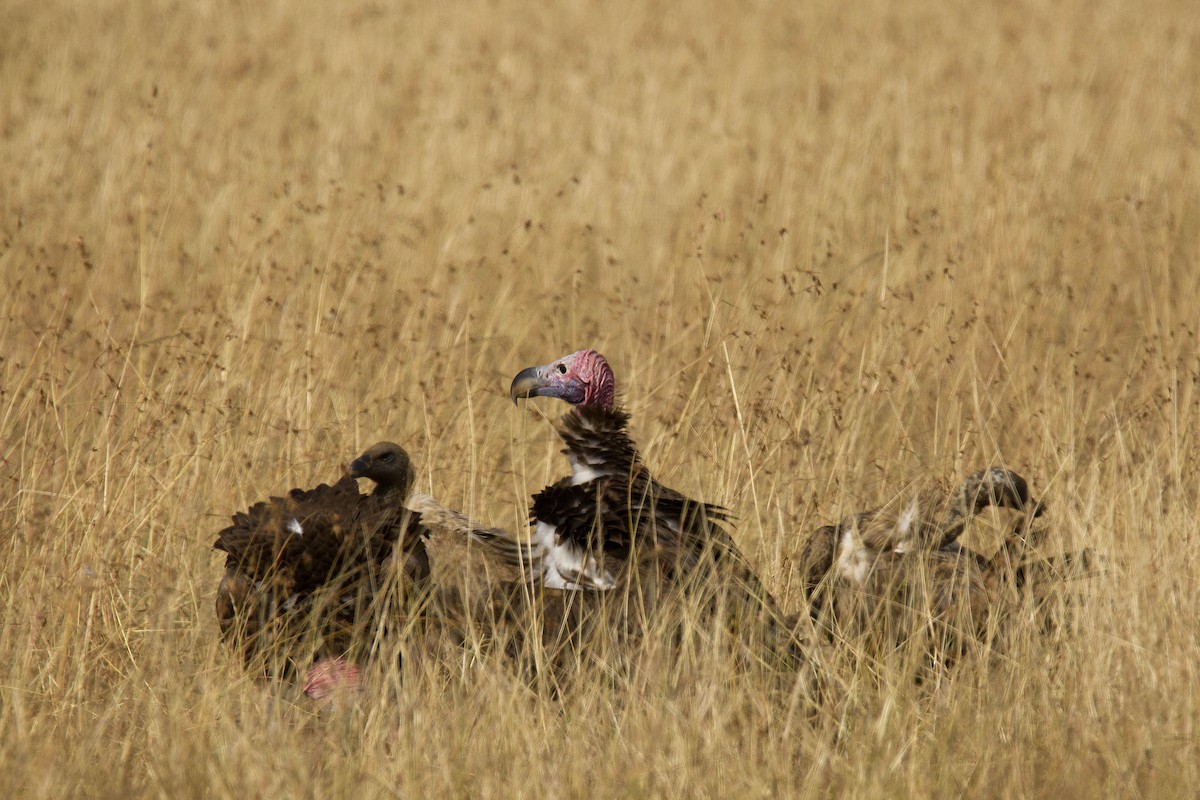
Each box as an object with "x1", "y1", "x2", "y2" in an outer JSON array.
[{"x1": 509, "y1": 348, "x2": 616, "y2": 411}]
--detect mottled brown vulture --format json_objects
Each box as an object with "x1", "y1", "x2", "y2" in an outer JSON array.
[
  {"x1": 796, "y1": 468, "x2": 1092, "y2": 662},
  {"x1": 214, "y1": 442, "x2": 431, "y2": 693}
]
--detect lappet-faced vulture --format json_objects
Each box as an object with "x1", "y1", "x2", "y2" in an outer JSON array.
[{"x1": 498, "y1": 349, "x2": 781, "y2": 625}]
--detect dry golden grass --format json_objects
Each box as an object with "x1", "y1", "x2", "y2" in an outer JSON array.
[{"x1": 2, "y1": 0, "x2": 1198, "y2": 795}]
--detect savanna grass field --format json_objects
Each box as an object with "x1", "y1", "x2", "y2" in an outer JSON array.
[{"x1": 2, "y1": 0, "x2": 1199, "y2": 796}]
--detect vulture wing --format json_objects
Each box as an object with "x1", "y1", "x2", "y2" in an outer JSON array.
[
  {"x1": 406, "y1": 491, "x2": 536, "y2": 580},
  {"x1": 527, "y1": 458, "x2": 779, "y2": 620},
  {"x1": 214, "y1": 475, "x2": 418, "y2": 594}
]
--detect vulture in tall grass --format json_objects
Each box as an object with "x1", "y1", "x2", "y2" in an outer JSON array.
[
  {"x1": 796, "y1": 468, "x2": 1093, "y2": 660},
  {"x1": 214, "y1": 442, "x2": 431, "y2": 692},
  {"x1": 495, "y1": 348, "x2": 783, "y2": 629}
]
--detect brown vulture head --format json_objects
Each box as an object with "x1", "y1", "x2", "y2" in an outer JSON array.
[
  {"x1": 959, "y1": 467, "x2": 1046, "y2": 518},
  {"x1": 509, "y1": 348, "x2": 616, "y2": 411},
  {"x1": 348, "y1": 441, "x2": 415, "y2": 497}
]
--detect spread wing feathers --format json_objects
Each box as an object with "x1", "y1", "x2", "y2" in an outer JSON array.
[
  {"x1": 406, "y1": 492, "x2": 539, "y2": 575},
  {"x1": 213, "y1": 474, "x2": 432, "y2": 671},
  {"x1": 214, "y1": 475, "x2": 426, "y2": 595}
]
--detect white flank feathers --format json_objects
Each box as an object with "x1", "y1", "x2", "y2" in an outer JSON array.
[
  {"x1": 836, "y1": 527, "x2": 874, "y2": 586},
  {"x1": 532, "y1": 521, "x2": 616, "y2": 590}
]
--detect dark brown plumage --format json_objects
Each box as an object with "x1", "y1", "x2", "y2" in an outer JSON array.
[{"x1": 213, "y1": 442, "x2": 430, "y2": 672}]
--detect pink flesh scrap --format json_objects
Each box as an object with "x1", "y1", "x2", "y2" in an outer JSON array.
[{"x1": 303, "y1": 657, "x2": 362, "y2": 701}]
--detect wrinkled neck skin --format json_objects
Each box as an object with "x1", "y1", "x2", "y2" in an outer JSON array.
[
  {"x1": 571, "y1": 349, "x2": 616, "y2": 411},
  {"x1": 581, "y1": 370, "x2": 615, "y2": 410}
]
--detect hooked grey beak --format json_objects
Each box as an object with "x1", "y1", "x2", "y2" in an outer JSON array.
[
  {"x1": 509, "y1": 366, "x2": 542, "y2": 404},
  {"x1": 348, "y1": 456, "x2": 369, "y2": 478}
]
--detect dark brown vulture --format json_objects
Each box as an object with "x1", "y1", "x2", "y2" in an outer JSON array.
[
  {"x1": 498, "y1": 348, "x2": 783, "y2": 633},
  {"x1": 214, "y1": 442, "x2": 431, "y2": 687},
  {"x1": 796, "y1": 468, "x2": 1092, "y2": 661}
]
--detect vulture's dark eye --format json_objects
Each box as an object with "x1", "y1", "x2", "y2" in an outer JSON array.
[
  {"x1": 557, "y1": 364, "x2": 568, "y2": 374},
  {"x1": 380, "y1": 453, "x2": 394, "y2": 462}
]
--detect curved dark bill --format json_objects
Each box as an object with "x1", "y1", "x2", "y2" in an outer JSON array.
[
  {"x1": 509, "y1": 366, "x2": 542, "y2": 404},
  {"x1": 348, "y1": 456, "x2": 369, "y2": 478}
]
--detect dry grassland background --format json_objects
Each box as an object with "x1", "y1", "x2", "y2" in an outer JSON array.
[{"x1": 2, "y1": 0, "x2": 1199, "y2": 796}]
